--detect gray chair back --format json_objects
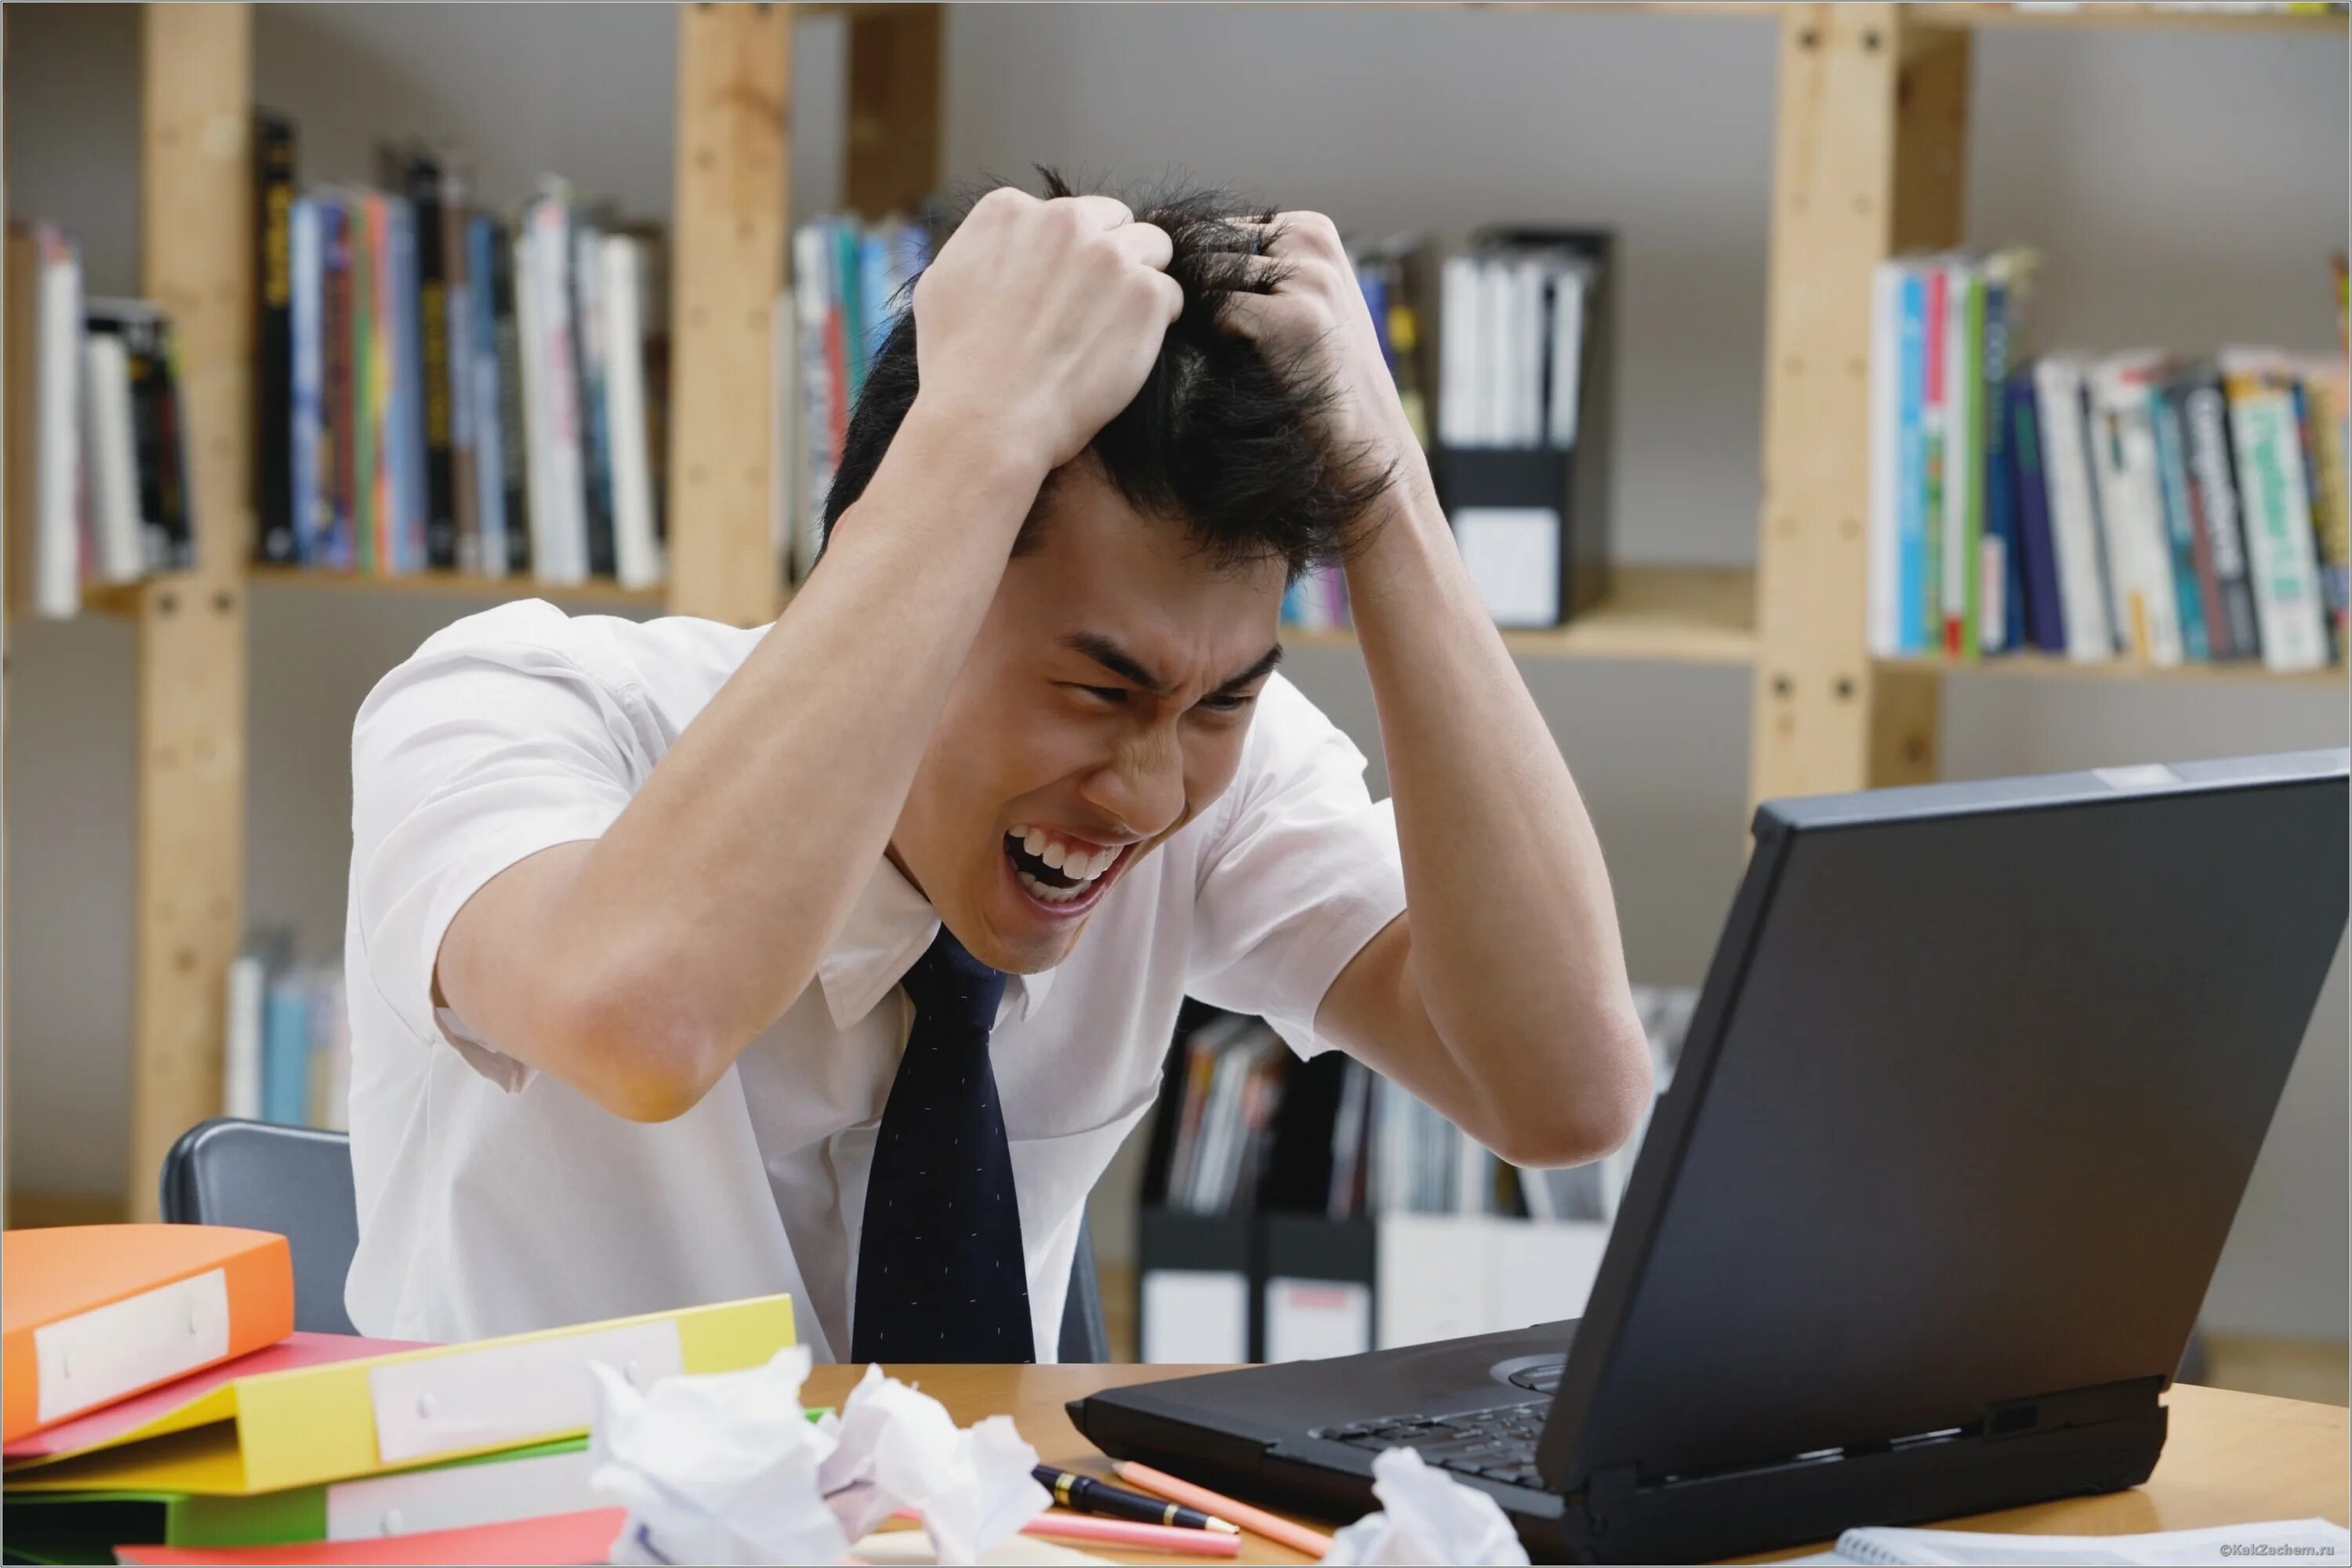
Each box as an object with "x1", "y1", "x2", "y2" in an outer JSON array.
[
  {"x1": 159, "y1": 1118, "x2": 361, "y2": 1334},
  {"x1": 161, "y1": 1116, "x2": 1111, "y2": 1359}
]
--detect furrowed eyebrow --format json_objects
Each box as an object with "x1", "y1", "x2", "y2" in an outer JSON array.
[
  {"x1": 1059, "y1": 634, "x2": 1283, "y2": 700},
  {"x1": 1213, "y1": 644, "x2": 1284, "y2": 697},
  {"x1": 1062, "y1": 633, "x2": 1169, "y2": 695}
]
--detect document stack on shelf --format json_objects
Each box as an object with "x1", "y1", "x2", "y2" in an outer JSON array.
[
  {"x1": 1867, "y1": 248, "x2": 2349, "y2": 673},
  {"x1": 251, "y1": 112, "x2": 670, "y2": 591},
  {"x1": 5, "y1": 221, "x2": 199, "y2": 619},
  {"x1": 1134, "y1": 987, "x2": 1694, "y2": 1367},
  {"x1": 2, "y1": 1240, "x2": 796, "y2": 1566}
]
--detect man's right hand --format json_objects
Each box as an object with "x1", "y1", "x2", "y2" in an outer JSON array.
[{"x1": 909, "y1": 188, "x2": 1182, "y2": 478}]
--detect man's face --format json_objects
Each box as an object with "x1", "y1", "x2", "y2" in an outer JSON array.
[{"x1": 892, "y1": 466, "x2": 1289, "y2": 975}]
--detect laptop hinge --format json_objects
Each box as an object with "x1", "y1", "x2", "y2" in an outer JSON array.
[{"x1": 1985, "y1": 1376, "x2": 2164, "y2": 1441}]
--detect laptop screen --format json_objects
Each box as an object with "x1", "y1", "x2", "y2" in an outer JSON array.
[{"x1": 1541, "y1": 751, "x2": 2348, "y2": 1492}]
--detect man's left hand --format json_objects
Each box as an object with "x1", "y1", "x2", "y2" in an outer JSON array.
[{"x1": 1220, "y1": 212, "x2": 1427, "y2": 506}]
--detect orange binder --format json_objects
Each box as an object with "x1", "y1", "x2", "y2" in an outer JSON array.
[{"x1": 3, "y1": 1225, "x2": 294, "y2": 1443}]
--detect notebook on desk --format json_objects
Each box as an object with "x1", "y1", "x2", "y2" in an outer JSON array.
[
  {"x1": 1072, "y1": 751, "x2": 2351, "y2": 1564},
  {"x1": 1786, "y1": 1517, "x2": 2351, "y2": 1566}
]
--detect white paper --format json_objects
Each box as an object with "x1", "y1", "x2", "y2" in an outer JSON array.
[
  {"x1": 817, "y1": 1365, "x2": 1051, "y2": 1567},
  {"x1": 1265, "y1": 1278, "x2": 1372, "y2": 1363},
  {"x1": 1141, "y1": 1269, "x2": 1249, "y2": 1363},
  {"x1": 1813, "y1": 1517, "x2": 2350, "y2": 1567},
  {"x1": 594, "y1": 1346, "x2": 850, "y2": 1567},
  {"x1": 1320, "y1": 1447, "x2": 1532, "y2": 1566},
  {"x1": 590, "y1": 1348, "x2": 1048, "y2": 1568},
  {"x1": 34, "y1": 1268, "x2": 230, "y2": 1424},
  {"x1": 1451, "y1": 508, "x2": 1562, "y2": 628},
  {"x1": 370, "y1": 1319, "x2": 682, "y2": 1465}
]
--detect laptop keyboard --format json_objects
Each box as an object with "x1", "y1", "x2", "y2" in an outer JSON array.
[{"x1": 1312, "y1": 1398, "x2": 1552, "y2": 1488}]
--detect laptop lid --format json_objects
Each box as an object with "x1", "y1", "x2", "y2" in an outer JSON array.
[{"x1": 1537, "y1": 750, "x2": 2349, "y2": 1494}]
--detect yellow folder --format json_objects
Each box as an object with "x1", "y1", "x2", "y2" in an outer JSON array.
[{"x1": 2, "y1": 1294, "x2": 793, "y2": 1497}]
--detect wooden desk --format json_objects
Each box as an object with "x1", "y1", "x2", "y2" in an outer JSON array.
[{"x1": 801, "y1": 1364, "x2": 2349, "y2": 1566}]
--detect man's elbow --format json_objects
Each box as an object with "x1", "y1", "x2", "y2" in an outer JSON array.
[
  {"x1": 1483, "y1": 1008, "x2": 1655, "y2": 1169},
  {"x1": 552, "y1": 979, "x2": 738, "y2": 1125}
]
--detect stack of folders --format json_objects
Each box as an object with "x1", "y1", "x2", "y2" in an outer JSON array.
[
  {"x1": 1867, "y1": 247, "x2": 2349, "y2": 671},
  {"x1": 252, "y1": 113, "x2": 670, "y2": 590},
  {"x1": 222, "y1": 932, "x2": 350, "y2": 1131},
  {"x1": 2, "y1": 1224, "x2": 796, "y2": 1565},
  {"x1": 5, "y1": 221, "x2": 198, "y2": 619},
  {"x1": 1135, "y1": 987, "x2": 1693, "y2": 1367}
]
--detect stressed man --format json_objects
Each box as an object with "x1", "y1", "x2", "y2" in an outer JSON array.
[{"x1": 343, "y1": 179, "x2": 1652, "y2": 1358}]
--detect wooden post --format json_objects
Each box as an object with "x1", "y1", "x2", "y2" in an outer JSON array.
[
  {"x1": 668, "y1": 3, "x2": 790, "y2": 628},
  {"x1": 847, "y1": 4, "x2": 943, "y2": 220},
  {"x1": 129, "y1": 2, "x2": 252, "y2": 1216},
  {"x1": 1749, "y1": 4, "x2": 1968, "y2": 809}
]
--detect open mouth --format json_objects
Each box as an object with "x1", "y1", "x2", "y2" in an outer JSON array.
[{"x1": 1003, "y1": 826, "x2": 1127, "y2": 909}]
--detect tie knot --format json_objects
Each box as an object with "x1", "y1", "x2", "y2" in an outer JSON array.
[{"x1": 902, "y1": 923, "x2": 1007, "y2": 1033}]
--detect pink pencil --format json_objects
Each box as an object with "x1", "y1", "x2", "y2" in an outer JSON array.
[
  {"x1": 1022, "y1": 1508, "x2": 1240, "y2": 1557},
  {"x1": 1112, "y1": 1461, "x2": 1337, "y2": 1558}
]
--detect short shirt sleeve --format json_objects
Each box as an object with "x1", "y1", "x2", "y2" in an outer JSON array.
[
  {"x1": 1185, "y1": 674, "x2": 1407, "y2": 1058},
  {"x1": 349, "y1": 601, "x2": 649, "y2": 1090}
]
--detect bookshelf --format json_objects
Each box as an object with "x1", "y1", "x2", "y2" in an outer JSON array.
[{"x1": 5, "y1": 0, "x2": 2343, "y2": 1219}]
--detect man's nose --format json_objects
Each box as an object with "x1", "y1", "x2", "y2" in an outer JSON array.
[{"x1": 1081, "y1": 728, "x2": 1186, "y2": 839}]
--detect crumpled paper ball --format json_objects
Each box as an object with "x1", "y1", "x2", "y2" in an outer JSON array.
[
  {"x1": 1321, "y1": 1446, "x2": 1534, "y2": 1566},
  {"x1": 588, "y1": 1347, "x2": 1048, "y2": 1566}
]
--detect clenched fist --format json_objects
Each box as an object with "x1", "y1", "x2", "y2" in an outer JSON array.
[{"x1": 910, "y1": 187, "x2": 1185, "y2": 480}]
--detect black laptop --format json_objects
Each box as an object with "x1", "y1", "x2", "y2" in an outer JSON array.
[{"x1": 1070, "y1": 751, "x2": 2350, "y2": 1563}]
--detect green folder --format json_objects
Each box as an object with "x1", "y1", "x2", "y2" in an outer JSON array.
[{"x1": 0, "y1": 1437, "x2": 585, "y2": 1564}]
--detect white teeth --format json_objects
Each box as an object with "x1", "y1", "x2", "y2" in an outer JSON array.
[
  {"x1": 1022, "y1": 827, "x2": 1048, "y2": 856},
  {"x1": 1040, "y1": 840, "x2": 1069, "y2": 870},
  {"x1": 1017, "y1": 869, "x2": 1086, "y2": 906}
]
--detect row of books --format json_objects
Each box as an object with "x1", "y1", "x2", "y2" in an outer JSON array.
[
  {"x1": 1865, "y1": 248, "x2": 2350, "y2": 672},
  {"x1": 4, "y1": 223, "x2": 198, "y2": 619},
  {"x1": 776, "y1": 213, "x2": 935, "y2": 584},
  {"x1": 1, "y1": 1229, "x2": 793, "y2": 1563},
  {"x1": 1146, "y1": 985, "x2": 1695, "y2": 1228},
  {"x1": 252, "y1": 114, "x2": 670, "y2": 587},
  {"x1": 223, "y1": 931, "x2": 350, "y2": 1133}
]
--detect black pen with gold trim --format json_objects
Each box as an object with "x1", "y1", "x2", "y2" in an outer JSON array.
[{"x1": 1032, "y1": 1465, "x2": 1241, "y2": 1534}]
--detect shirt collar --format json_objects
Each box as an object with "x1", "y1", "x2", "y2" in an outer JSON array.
[{"x1": 815, "y1": 856, "x2": 1056, "y2": 1031}]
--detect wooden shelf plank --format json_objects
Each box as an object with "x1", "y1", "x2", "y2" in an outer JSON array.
[
  {"x1": 1285, "y1": 564, "x2": 1757, "y2": 665},
  {"x1": 1877, "y1": 652, "x2": 2350, "y2": 688},
  {"x1": 1911, "y1": 3, "x2": 2346, "y2": 31},
  {"x1": 246, "y1": 564, "x2": 668, "y2": 608}
]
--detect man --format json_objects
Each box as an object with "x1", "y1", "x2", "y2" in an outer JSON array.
[{"x1": 345, "y1": 177, "x2": 1651, "y2": 1359}]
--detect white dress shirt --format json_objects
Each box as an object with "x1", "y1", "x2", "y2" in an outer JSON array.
[{"x1": 343, "y1": 599, "x2": 1406, "y2": 1358}]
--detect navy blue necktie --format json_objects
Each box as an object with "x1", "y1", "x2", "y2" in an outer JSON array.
[{"x1": 851, "y1": 925, "x2": 1036, "y2": 1363}]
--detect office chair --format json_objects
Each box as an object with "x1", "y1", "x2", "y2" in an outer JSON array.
[{"x1": 160, "y1": 1116, "x2": 1112, "y2": 1359}]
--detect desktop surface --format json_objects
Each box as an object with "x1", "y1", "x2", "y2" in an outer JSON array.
[{"x1": 808, "y1": 1363, "x2": 2348, "y2": 1565}]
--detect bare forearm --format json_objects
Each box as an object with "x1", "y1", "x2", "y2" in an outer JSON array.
[
  {"x1": 1345, "y1": 458, "x2": 1650, "y2": 1152},
  {"x1": 475, "y1": 403, "x2": 1043, "y2": 1102}
]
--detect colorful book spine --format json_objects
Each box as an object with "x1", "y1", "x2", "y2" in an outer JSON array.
[
  {"x1": 391, "y1": 198, "x2": 430, "y2": 575},
  {"x1": 467, "y1": 215, "x2": 508, "y2": 579},
  {"x1": 2008, "y1": 368, "x2": 2067, "y2": 653},
  {"x1": 2221, "y1": 353, "x2": 2328, "y2": 672},
  {"x1": 2147, "y1": 379, "x2": 2213, "y2": 662},
  {"x1": 289, "y1": 197, "x2": 324, "y2": 566},
  {"x1": 2292, "y1": 364, "x2": 2348, "y2": 655},
  {"x1": 1896, "y1": 269, "x2": 1929, "y2": 654},
  {"x1": 440, "y1": 154, "x2": 480, "y2": 574},
  {"x1": 1867, "y1": 263, "x2": 1903, "y2": 657},
  {"x1": 2181, "y1": 369, "x2": 2259, "y2": 662},
  {"x1": 404, "y1": 151, "x2": 458, "y2": 571},
  {"x1": 1922, "y1": 265, "x2": 1947, "y2": 652},
  {"x1": 1978, "y1": 267, "x2": 2013, "y2": 655},
  {"x1": 318, "y1": 196, "x2": 354, "y2": 571},
  {"x1": 489, "y1": 218, "x2": 529, "y2": 577},
  {"x1": 572, "y1": 222, "x2": 617, "y2": 579},
  {"x1": 254, "y1": 111, "x2": 298, "y2": 564}
]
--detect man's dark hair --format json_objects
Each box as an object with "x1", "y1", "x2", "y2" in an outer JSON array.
[{"x1": 819, "y1": 172, "x2": 1393, "y2": 581}]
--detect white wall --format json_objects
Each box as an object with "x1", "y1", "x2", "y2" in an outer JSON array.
[{"x1": 5, "y1": 4, "x2": 2344, "y2": 1338}]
